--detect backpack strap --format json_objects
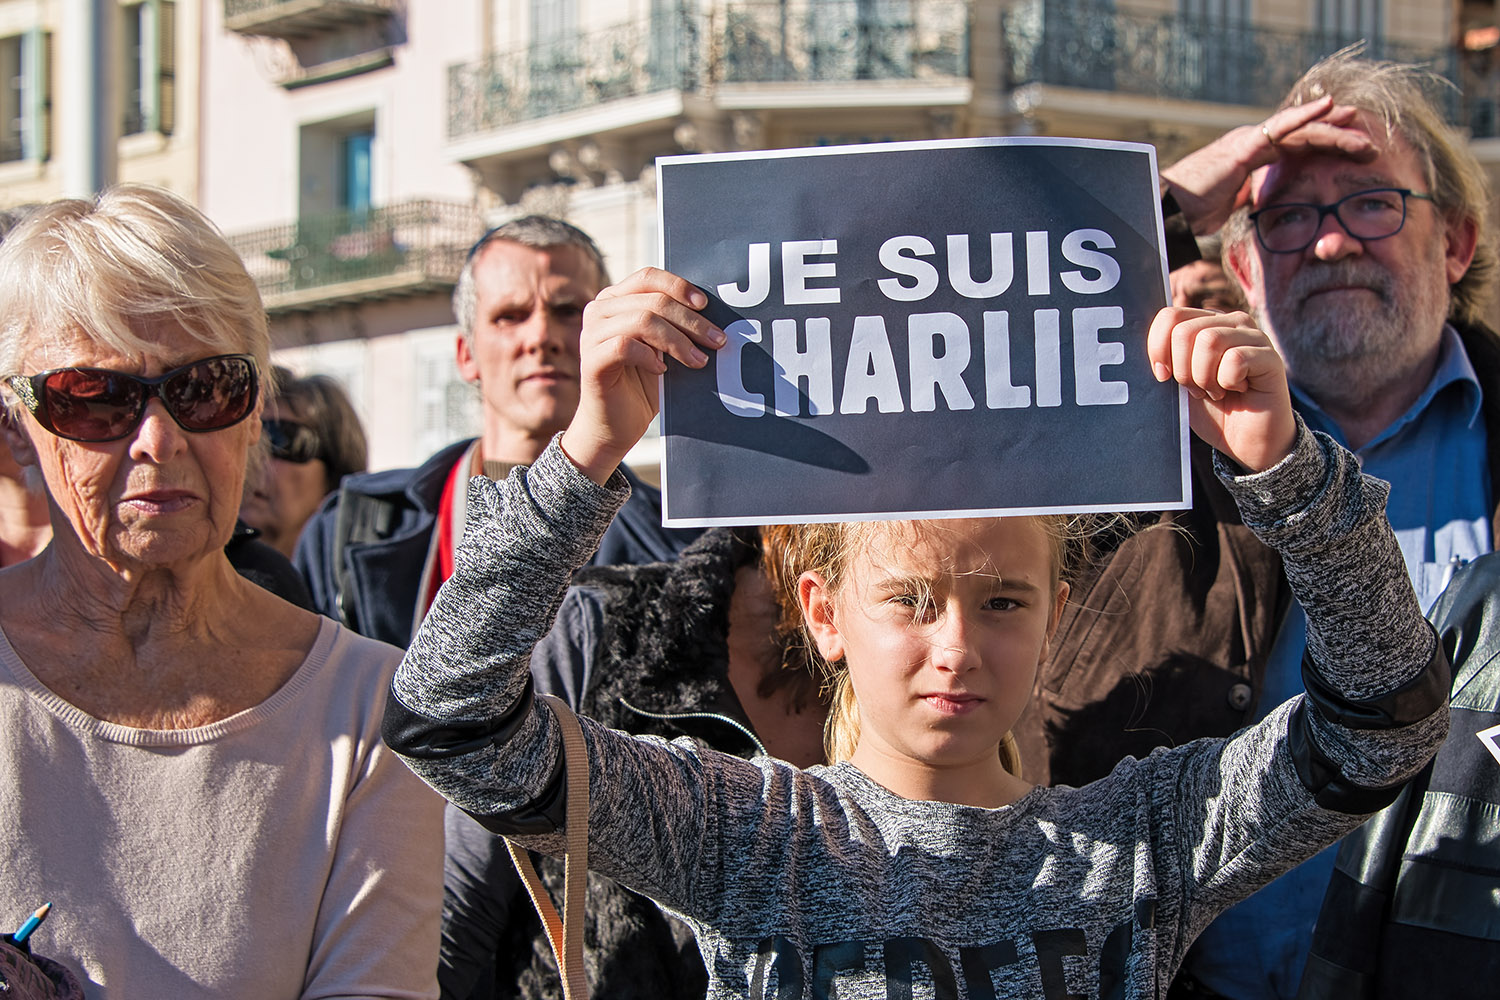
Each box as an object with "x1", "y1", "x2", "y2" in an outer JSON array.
[
  {"x1": 331, "y1": 487, "x2": 399, "y2": 631},
  {"x1": 506, "y1": 693, "x2": 590, "y2": 1000}
]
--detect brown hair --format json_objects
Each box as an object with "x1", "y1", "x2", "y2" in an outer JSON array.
[
  {"x1": 762, "y1": 517, "x2": 1073, "y2": 771},
  {"x1": 270, "y1": 365, "x2": 369, "y2": 492}
]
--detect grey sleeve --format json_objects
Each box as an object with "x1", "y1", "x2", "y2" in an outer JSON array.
[
  {"x1": 1218, "y1": 422, "x2": 1447, "y2": 794},
  {"x1": 386, "y1": 439, "x2": 629, "y2": 819},
  {"x1": 383, "y1": 437, "x2": 751, "y2": 916},
  {"x1": 528, "y1": 585, "x2": 607, "y2": 710},
  {"x1": 1164, "y1": 422, "x2": 1449, "y2": 939}
]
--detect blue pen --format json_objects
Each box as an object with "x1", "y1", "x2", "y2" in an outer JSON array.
[{"x1": 13, "y1": 902, "x2": 51, "y2": 943}]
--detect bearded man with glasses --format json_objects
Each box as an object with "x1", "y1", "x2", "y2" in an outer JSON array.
[{"x1": 1015, "y1": 49, "x2": 1500, "y2": 1000}]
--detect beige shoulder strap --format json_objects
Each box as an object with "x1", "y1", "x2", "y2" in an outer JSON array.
[{"x1": 506, "y1": 693, "x2": 590, "y2": 1000}]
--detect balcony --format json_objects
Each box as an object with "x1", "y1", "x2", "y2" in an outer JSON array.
[
  {"x1": 227, "y1": 199, "x2": 482, "y2": 314},
  {"x1": 447, "y1": 0, "x2": 971, "y2": 142},
  {"x1": 1001, "y1": 0, "x2": 1457, "y2": 117},
  {"x1": 1460, "y1": 54, "x2": 1500, "y2": 139},
  {"x1": 717, "y1": 0, "x2": 968, "y2": 85},
  {"x1": 224, "y1": 0, "x2": 393, "y2": 40}
]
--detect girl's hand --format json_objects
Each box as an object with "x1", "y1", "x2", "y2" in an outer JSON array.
[
  {"x1": 1160, "y1": 96, "x2": 1377, "y2": 235},
  {"x1": 560, "y1": 267, "x2": 724, "y2": 484},
  {"x1": 1149, "y1": 307, "x2": 1296, "y2": 473}
]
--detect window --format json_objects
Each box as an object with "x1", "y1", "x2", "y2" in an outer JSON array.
[
  {"x1": 808, "y1": 0, "x2": 919, "y2": 81},
  {"x1": 1317, "y1": 0, "x2": 1383, "y2": 42},
  {"x1": 1179, "y1": 0, "x2": 1250, "y2": 19},
  {"x1": 415, "y1": 336, "x2": 480, "y2": 459},
  {"x1": 298, "y1": 112, "x2": 376, "y2": 218},
  {"x1": 341, "y1": 130, "x2": 373, "y2": 218},
  {"x1": 121, "y1": 0, "x2": 175, "y2": 137},
  {"x1": 528, "y1": 0, "x2": 578, "y2": 113},
  {"x1": 531, "y1": 0, "x2": 578, "y2": 48},
  {"x1": 0, "y1": 28, "x2": 48, "y2": 165},
  {"x1": 1178, "y1": 0, "x2": 1253, "y2": 103}
]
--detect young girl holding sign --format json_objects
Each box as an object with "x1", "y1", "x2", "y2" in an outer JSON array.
[{"x1": 386, "y1": 268, "x2": 1448, "y2": 998}]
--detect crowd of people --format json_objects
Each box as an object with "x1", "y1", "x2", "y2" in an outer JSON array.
[{"x1": 0, "y1": 47, "x2": 1495, "y2": 1000}]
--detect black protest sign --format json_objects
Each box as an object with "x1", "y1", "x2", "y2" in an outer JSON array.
[{"x1": 656, "y1": 137, "x2": 1186, "y2": 525}]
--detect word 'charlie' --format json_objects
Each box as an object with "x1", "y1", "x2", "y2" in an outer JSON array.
[{"x1": 713, "y1": 231, "x2": 1130, "y2": 418}]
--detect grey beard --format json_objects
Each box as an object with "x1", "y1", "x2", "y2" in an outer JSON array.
[
  {"x1": 1268, "y1": 261, "x2": 1397, "y2": 363},
  {"x1": 1262, "y1": 259, "x2": 1446, "y2": 407}
]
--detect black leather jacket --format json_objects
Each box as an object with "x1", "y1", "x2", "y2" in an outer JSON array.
[{"x1": 1297, "y1": 552, "x2": 1500, "y2": 997}]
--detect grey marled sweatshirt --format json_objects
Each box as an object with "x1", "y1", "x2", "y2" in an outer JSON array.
[{"x1": 386, "y1": 423, "x2": 1448, "y2": 1000}]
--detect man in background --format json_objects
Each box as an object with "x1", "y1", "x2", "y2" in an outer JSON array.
[
  {"x1": 296, "y1": 215, "x2": 698, "y2": 647},
  {"x1": 1023, "y1": 50, "x2": 1496, "y2": 999}
]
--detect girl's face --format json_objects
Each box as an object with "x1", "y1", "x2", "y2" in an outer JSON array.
[{"x1": 802, "y1": 517, "x2": 1067, "y2": 791}]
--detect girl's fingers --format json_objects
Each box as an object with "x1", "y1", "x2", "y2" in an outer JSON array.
[
  {"x1": 593, "y1": 265, "x2": 703, "y2": 304},
  {"x1": 1192, "y1": 327, "x2": 1276, "y2": 399},
  {"x1": 588, "y1": 301, "x2": 718, "y2": 370},
  {"x1": 1215, "y1": 341, "x2": 1283, "y2": 395},
  {"x1": 1149, "y1": 308, "x2": 1273, "y2": 398},
  {"x1": 582, "y1": 271, "x2": 725, "y2": 376},
  {"x1": 1148, "y1": 307, "x2": 1213, "y2": 397}
]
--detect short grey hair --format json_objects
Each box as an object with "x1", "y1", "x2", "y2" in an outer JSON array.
[
  {"x1": 452, "y1": 215, "x2": 609, "y2": 338},
  {"x1": 0, "y1": 184, "x2": 271, "y2": 415}
]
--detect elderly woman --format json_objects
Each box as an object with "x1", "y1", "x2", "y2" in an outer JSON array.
[
  {"x1": 0, "y1": 185, "x2": 443, "y2": 998},
  {"x1": 241, "y1": 366, "x2": 368, "y2": 558}
]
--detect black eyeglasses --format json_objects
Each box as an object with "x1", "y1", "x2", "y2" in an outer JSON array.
[
  {"x1": 4, "y1": 354, "x2": 259, "y2": 443},
  {"x1": 1249, "y1": 187, "x2": 1435, "y2": 254},
  {"x1": 263, "y1": 418, "x2": 324, "y2": 464}
]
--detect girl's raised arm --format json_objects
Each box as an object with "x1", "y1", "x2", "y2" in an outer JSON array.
[
  {"x1": 384, "y1": 268, "x2": 729, "y2": 900},
  {"x1": 560, "y1": 267, "x2": 724, "y2": 485}
]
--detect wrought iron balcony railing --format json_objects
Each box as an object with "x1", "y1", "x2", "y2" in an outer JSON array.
[
  {"x1": 227, "y1": 199, "x2": 481, "y2": 311},
  {"x1": 1001, "y1": 0, "x2": 1458, "y2": 118},
  {"x1": 446, "y1": 0, "x2": 1488, "y2": 145},
  {"x1": 448, "y1": 0, "x2": 971, "y2": 141},
  {"x1": 717, "y1": 0, "x2": 969, "y2": 85}
]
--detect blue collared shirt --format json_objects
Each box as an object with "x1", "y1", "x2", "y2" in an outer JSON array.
[{"x1": 1187, "y1": 324, "x2": 1491, "y2": 1000}]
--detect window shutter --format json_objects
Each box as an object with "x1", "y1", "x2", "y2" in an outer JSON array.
[
  {"x1": 157, "y1": 0, "x2": 174, "y2": 135},
  {"x1": 25, "y1": 27, "x2": 51, "y2": 162}
]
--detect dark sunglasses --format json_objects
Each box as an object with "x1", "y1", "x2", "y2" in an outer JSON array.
[
  {"x1": 263, "y1": 418, "x2": 324, "y2": 464},
  {"x1": 4, "y1": 354, "x2": 259, "y2": 443}
]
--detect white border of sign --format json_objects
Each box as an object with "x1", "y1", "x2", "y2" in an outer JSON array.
[{"x1": 656, "y1": 134, "x2": 1189, "y2": 526}]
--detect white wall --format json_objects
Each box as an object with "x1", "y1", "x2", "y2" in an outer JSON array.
[{"x1": 200, "y1": 2, "x2": 480, "y2": 233}]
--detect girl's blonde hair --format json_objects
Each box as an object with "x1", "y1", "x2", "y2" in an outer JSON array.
[{"x1": 761, "y1": 516, "x2": 1075, "y2": 772}]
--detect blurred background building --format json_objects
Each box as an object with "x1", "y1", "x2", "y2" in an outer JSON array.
[{"x1": 0, "y1": 0, "x2": 1490, "y2": 472}]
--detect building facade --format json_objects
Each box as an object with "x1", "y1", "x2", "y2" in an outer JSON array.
[
  {"x1": 1, "y1": 1, "x2": 1490, "y2": 474},
  {"x1": 0, "y1": 0, "x2": 197, "y2": 205},
  {"x1": 206, "y1": 0, "x2": 485, "y2": 471}
]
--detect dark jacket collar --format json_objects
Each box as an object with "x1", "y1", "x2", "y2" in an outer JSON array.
[
  {"x1": 572, "y1": 527, "x2": 763, "y2": 754},
  {"x1": 342, "y1": 437, "x2": 474, "y2": 516}
]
